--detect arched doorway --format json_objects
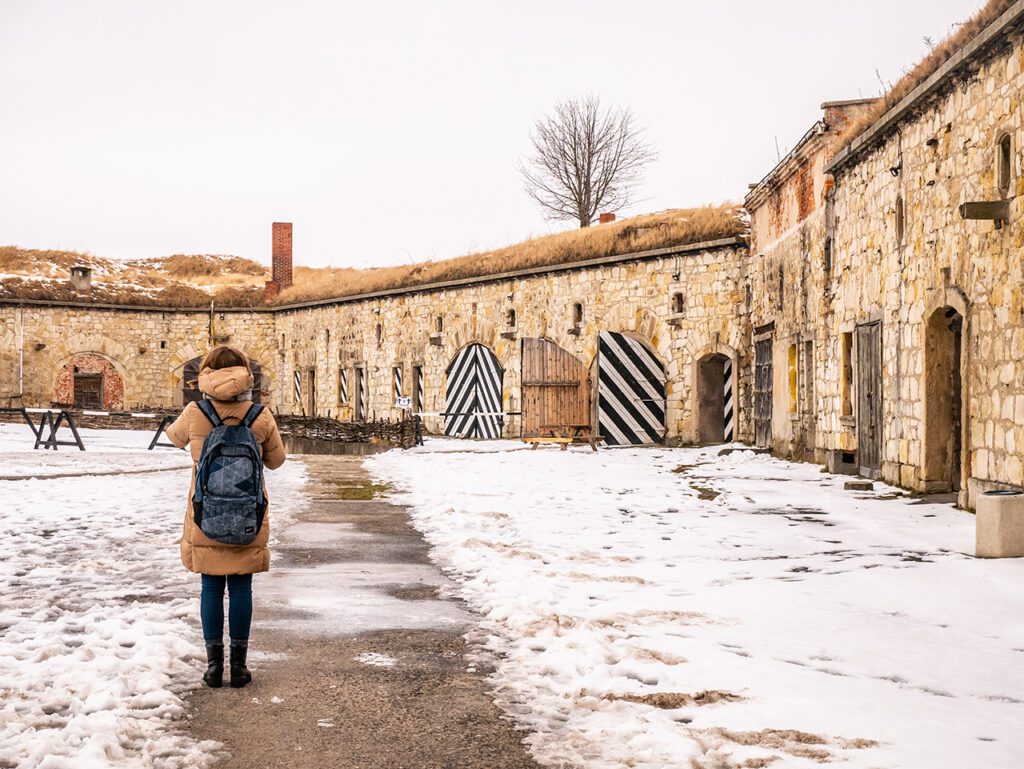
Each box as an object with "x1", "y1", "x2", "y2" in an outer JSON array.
[
  {"x1": 182, "y1": 356, "x2": 264, "y2": 405},
  {"x1": 597, "y1": 331, "x2": 666, "y2": 445},
  {"x1": 53, "y1": 353, "x2": 125, "y2": 410},
  {"x1": 923, "y1": 307, "x2": 964, "y2": 492},
  {"x1": 444, "y1": 343, "x2": 504, "y2": 438},
  {"x1": 697, "y1": 353, "x2": 735, "y2": 444}
]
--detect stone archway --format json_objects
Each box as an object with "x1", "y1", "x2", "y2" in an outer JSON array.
[
  {"x1": 53, "y1": 353, "x2": 125, "y2": 410},
  {"x1": 923, "y1": 306, "x2": 965, "y2": 492},
  {"x1": 696, "y1": 352, "x2": 735, "y2": 444}
]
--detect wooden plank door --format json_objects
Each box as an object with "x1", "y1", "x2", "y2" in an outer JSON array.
[
  {"x1": 521, "y1": 338, "x2": 589, "y2": 436},
  {"x1": 856, "y1": 321, "x2": 883, "y2": 478},
  {"x1": 753, "y1": 338, "x2": 773, "y2": 447},
  {"x1": 73, "y1": 374, "x2": 103, "y2": 410}
]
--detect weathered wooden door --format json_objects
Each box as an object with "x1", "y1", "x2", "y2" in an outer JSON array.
[
  {"x1": 597, "y1": 331, "x2": 666, "y2": 445},
  {"x1": 856, "y1": 321, "x2": 883, "y2": 478},
  {"x1": 73, "y1": 374, "x2": 103, "y2": 410},
  {"x1": 753, "y1": 337, "x2": 773, "y2": 447},
  {"x1": 521, "y1": 338, "x2": 589, "y2": 436}
]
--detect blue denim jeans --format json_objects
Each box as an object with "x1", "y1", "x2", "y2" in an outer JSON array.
[{"x1": 200, "y1": 573, "x2": 253, "y2": 644}]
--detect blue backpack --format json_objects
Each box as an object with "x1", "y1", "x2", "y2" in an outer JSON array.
[{"x1": 192, "y1": 399, "x2": 267, "y2": 546}]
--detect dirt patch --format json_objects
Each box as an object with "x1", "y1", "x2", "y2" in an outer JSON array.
[
  {"x1": 691, "y1": 484, "x2": 721, "y2": 501},
  {"x1": 610, "y1": 690, "x2": 743, "y2": 709},
  {"x1": 386, "y1": 584, "x2": 442, "y2": 601}
]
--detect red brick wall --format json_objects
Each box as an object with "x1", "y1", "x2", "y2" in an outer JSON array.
[
  {"x1": 272, "y1": 222, "x2": 293, "y2": 289},
  {"x1": 53, "y1": 353, "x2": 125, "y2": 410}
]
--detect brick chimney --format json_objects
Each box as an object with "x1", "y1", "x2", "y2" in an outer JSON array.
[
  {"x1": 272, "y1": 222, "x2": 293, "y2": 288},
  {"x1": 264, "y1": 221, "x2": 293, "y2": 300}
]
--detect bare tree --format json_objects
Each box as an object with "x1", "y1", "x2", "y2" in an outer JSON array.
[{"x1": 520, "y1": 96, "x2": 655, "y2": 228}]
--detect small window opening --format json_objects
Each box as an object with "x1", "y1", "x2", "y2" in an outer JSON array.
[
  {"x1": 160, "y1": 340, "x2": 167, "y2": 349},
  {"x1": 506, "y1": 308, "x2": 517, "y2": 327},
  {"x1": 778, "y1": 266, "x2": 785, "y2": 306},
  {"x1": 375, "y1": 323, "x2": 383, "y2": 347},
  {"x1": 895, "y1": 195, "x2": 905, "y2": 245},
  {"x1": 671, "y1": 292, "x2": 685, "y2": 315},
  {"x1": 435, "y1": 315, "x2": 444, "y2": 333},
  {"x1": 324, "y1": 329, "x2": 330, "y2": 346},
  {"x1": 823, "y1": 237, "x2": 832, "y2": 273},
  {"x1": 572, "y1": 302, "x2": 583, "y2": 328},
  {"x1": 997, "y1": 132, "x2": 1012, "y2": 198}
]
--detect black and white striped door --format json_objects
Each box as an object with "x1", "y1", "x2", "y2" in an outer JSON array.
[
  {"x1": 413, "y1": 366, "x2": 424, "y2": 411},
  {"x1": 355, "y1": 367, "x2": 366, "y2": 421},
  {"x1": 597, "y1": 331, "x2": 667, "y2": 445},
  {"x1": 444, "y1": 344, "x2": 504, "y2": 439},
  {"x1": 723, "y1": 357, "x2": 734, "y2": 442}
]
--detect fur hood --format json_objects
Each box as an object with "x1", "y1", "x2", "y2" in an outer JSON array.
[{"x1": 198, "y1": 365, "x2": 254, "y2": 402}]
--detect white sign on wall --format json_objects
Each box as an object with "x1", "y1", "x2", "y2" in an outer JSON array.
[{"x1": 395, "y1": 396, "x2": 412, "y2": 410}]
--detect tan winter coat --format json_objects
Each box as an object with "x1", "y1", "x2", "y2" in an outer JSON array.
[{"x1": 166, "y1": 365, "x2": 286, "y2": 575}]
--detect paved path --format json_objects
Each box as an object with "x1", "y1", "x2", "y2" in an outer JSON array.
[{"x1": 186, "y1": 454, "x2": 537, "y2": 769}]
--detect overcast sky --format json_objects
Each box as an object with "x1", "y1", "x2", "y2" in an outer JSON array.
[{"x1": 0, "y1": 0, "x2": 986, "y2": 268}]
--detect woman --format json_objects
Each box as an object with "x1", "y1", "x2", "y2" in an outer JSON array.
[{"x1": 167, "y1": 345, "x2": 286, "y2": 689}]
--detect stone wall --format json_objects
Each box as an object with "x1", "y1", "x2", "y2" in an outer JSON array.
[
  {"x1": 0, "y1": 303, "x2": 276, "y2": 410},
  {"x1": 827, "y1": 26, "x2": 1024, "y2": 507},
  {"x1": 0, "y1": 240, "x2": 751, "y2": 446},
  {"x1": 272, "y1": 241, "x2": 751, "y2": 445},
  {"x1": 746, "y1": 16, "x2": 1024, "y2": 508}
]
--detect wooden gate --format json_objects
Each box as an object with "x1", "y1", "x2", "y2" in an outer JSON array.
[
  {"x1": 521, "y1": 338, "x2": 589, "y2": 436},
  {"x1": 856, "y1": 321, "x2": 883, "y2": 478},
  {"x1": 753, "y1": 337, "x2": 773, "y2": 447}
]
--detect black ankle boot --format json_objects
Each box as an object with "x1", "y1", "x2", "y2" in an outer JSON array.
[
  {"x1": 203, "y1": 643, "x2": 224, "y2": 688},
  {"x1": 229, "y1": 641, "x2": 252, "y2": 688}
]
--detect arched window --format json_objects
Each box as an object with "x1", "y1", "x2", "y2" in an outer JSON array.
[
  {"x1": 375, "y1": 323, "x2": 383, "y2": 347},
  {"x1": 997, "y1": 132, "x2": 1013, "y2": 198},
  {"x1": 671, "y1": 292, "x2": 685, "y2": 315},
  {"x1": 895, "y1": 195, "x2": 905, "y2": 245},
  {"x1": 824, "y1": 236, "x2": 833, "y2": 272},
  {"x1": 572, "y1": 302, "x2": 583, "y2": 328},
  {"x1": 435, "y1": 315, "x2": 444, "y2": 333},
  {"x1": 506, "y1": 308, "x2": 517, "y2": 328}
]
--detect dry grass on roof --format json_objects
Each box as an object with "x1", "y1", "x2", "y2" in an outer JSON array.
[
  {"x1": 834, "y1": 0, "x2": 1018, "y2": 155},
  {"x1": 274, "y1": 204, "x2": 745, "y2": 304}
]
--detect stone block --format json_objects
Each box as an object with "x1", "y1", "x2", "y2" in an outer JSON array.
[
  {"x1": 844, "y1": 480, "x2": 874, "y2": 491},
  {"x1": 976, "y1": 491, "x2": 1024, "y2": 558}
]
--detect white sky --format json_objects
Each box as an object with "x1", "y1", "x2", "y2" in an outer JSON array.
[{"x1": 0, "y1": 0, "x2": 986, "y2": 269}]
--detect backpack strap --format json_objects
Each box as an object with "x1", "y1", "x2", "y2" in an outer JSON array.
[
  {"x1": 196, "y1": 398, "x2": 223, "y2": 428},
  {"x1": 241, "y1": 403, "x2": 265, "y2": 429}
]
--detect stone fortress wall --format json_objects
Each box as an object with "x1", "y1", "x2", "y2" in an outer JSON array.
[
  {"x1": 1, "y1": 238, "x2": 751, "y2": 447},
  {"x1": 746, "y1": 5, "x2": 1024, "y2": 508}
]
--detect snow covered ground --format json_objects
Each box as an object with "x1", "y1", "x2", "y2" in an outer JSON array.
[
  {"x1": 370, "y1": 440, "x2": 1024, "y2": 769},
  {"x1": 0, "y1": 423, "x2": 305, "y2": 768}
]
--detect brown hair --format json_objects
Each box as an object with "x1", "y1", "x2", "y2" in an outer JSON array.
[{"x1": 199, "y1": 345, "x2": 249, "y2": 372}]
